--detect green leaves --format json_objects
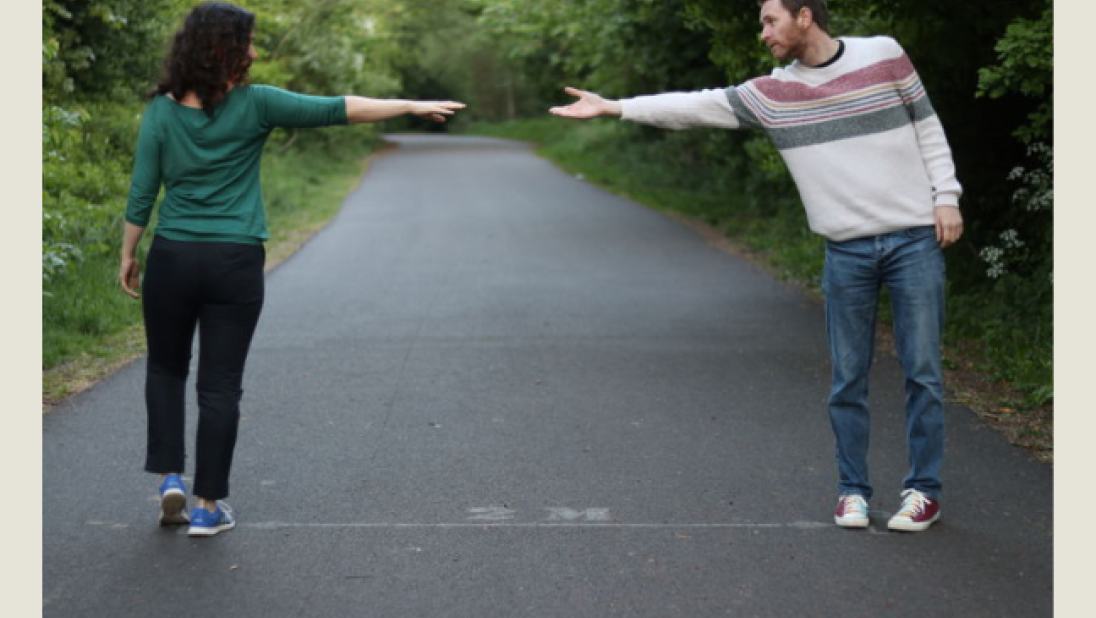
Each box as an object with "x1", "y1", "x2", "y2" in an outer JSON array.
[
  {"x1": 250, "y1": 0, "x2": 402, "y2": 97},
  {"x1": 43, "y1": 0, "x2": 192, "y2": 101},
  {"x1": 976, "y1": 2, "x2": 1052, "y2": 145}
]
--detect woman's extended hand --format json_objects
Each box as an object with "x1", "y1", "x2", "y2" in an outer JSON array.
[
  {"x1": 410, "y1": 101, "x2": 467, "y2": 123},
  {"x1": 120, "y1": 256, "x2": 141, "y2": 299},
  {"x1": 119, "y1": 222, "x2": 146, "y2": 299}
]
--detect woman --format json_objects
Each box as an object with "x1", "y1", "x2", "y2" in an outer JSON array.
[{"x1": 120, "y1": 1, "x2": 464, "y2": 537}]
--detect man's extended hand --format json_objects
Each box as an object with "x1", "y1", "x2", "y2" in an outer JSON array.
[
  {"x1": 935, "y1": 206, "x2": 963, "y2": 248},
  {"x1": 549, "y1": 87, "x2": 622, "y2": 119}
]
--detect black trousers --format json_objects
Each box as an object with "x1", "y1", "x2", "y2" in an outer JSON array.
[{"x1": 142, "y1": 236, "x2": 265, "y2": 500}]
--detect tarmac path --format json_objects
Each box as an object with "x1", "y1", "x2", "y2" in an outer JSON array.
[{"x1": 43, "y1": 134, "x2": 1052, "y2": 617}]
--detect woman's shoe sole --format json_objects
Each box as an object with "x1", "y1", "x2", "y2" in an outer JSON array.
[
  {"x1": 159, "y1": 490, "x2": 189, "y2": 526},
  {"x1": 187, "y1": 521, "x2": 236, "y2": 537}
]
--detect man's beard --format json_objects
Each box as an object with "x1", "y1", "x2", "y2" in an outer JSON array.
[{"x1": 771, "y1": 35, "x2": 806, "y2": 63}]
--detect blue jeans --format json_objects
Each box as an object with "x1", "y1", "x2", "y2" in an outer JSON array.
[{"x1": 822, "y1": 226, "x2": 945, "y2": 501}]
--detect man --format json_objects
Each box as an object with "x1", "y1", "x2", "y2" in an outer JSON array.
[{"x1": 550, "y1": 0, "x2": 963, "y2": 532}]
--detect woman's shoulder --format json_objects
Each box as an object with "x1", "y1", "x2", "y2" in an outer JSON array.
[
  {"x1": 140, "y1": 93, "x2": 176, "y2": 119},
  {"x1": 232, "y1": 84, "x2": 297, "y2": 111},
  {"x1": 236, "y1": 84, "x2": 292, "y2": 99},
  {"x1": 146, "y1": 92, "x2": 172, "y2": 107}
]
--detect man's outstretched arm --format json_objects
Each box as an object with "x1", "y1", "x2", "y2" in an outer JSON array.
[{"x1": 550, "y1": 86, "x2": 739, "y2": 130}]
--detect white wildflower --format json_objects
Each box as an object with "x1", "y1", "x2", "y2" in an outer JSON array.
[{"x1": 1000, "y1": 229, "x2": 1024, "y2": 249}]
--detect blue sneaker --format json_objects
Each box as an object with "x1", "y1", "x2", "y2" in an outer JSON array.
[
  {"x1": 188, "y1": 501, "x2": 236, "y2": 537},
  {"x1": 158, "y1": 474, "x2": 189, "y2": 526}
]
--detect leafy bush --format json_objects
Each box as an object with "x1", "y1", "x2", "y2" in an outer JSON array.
[{"x1": 42, "y1": 102, "x2": 139, "y2": 289}]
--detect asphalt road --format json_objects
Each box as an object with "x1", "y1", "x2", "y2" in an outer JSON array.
[{"x1": 43, "y1": 134, "x2": 1053, "y2": 617}]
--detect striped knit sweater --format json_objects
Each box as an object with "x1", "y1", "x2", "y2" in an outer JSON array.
[{"x1": 620, "y1": 36, "x2": 961, "y2": 242}]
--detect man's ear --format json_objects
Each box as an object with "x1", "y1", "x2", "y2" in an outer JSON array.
[{"x1": 798, "y1": 8, "x2": 813, "y2": 29}]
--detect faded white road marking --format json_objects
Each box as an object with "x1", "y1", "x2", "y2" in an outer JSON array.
[
  {"x1": 85, "y1": 521, "x2": 828, "y2": 530},
  {"x1": 239, "y1": 521, "x2": 832, "y2": 530},
  {"x1": 466, "y1": 506, "x2": 517, "y2": 521},
  {"x1": 545, "y1": 507, "x2": 611, "y2": 522},
  {"x1": 88, "y1": 505, "x2": 834, "y2": 530}
]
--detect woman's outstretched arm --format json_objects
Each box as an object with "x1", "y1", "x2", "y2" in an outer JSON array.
[{"x1": 345, "y1": 97, "x2": 466, "y2": 124}]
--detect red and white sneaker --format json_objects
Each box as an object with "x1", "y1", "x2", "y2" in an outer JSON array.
[
  {"x1": 887, "y1": 489, "x2": 941, "y2": 532},
  {"x1": 834, "y1": 494, "x2": 869, "y2": 528}
]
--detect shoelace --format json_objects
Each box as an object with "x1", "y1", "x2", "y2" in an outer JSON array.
[
  {"x1": 897, "y1": 489, "x2": 930, "y2": 516},
  {"x1": 841, "y1": 495, "x2": 867, "y2": 515},
  {"x1": 218, "y1": 501, "x2": 233, "y2": 515}
]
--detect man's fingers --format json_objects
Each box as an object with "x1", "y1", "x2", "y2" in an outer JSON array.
[
  {"x1": 552, "y1": 88, "x2": 603, "y2": 118},
  {"x1": 550, "y1": 107, "x2": 587, "y2": 118},
  {"x1": 934, "y1": 207, "x2": 963, "y2": 248},
  {"x1": 939, "y1": 226, "x2": 962, "y2": 248}
]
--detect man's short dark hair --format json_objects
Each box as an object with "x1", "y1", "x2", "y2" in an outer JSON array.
[{"x1": 759, "y1": 0, "x2": 830, "y2": 34}]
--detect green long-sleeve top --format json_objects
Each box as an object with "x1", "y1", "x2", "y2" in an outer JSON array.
[{"x1": 125, "y1": 85, "x2": 348, "y2": 244}]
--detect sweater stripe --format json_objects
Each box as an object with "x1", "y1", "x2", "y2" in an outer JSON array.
[
  {"x1": 737, "y1": 82, "x2": 913, "y2": 125},
  {"x1": 728, "y1": 87, "x2": 935, "y2": 149},
  {"x1": 746, "y1": 55, "x2": 918, "y2": 103},
  {"x1": 724, "y1": 53, "x2": 936, "y2": 150}
]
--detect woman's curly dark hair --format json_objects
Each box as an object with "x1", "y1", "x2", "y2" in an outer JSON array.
[{"x1": 149, "y1": 2, "x2": 256, "y2": 116}]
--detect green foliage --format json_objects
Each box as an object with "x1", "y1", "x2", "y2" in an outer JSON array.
[
  {"x1": 678, "y1": 0, "x2": 782, "y2": 80},
  {"x1": 260, "y1": 143, "x2": 370, "y2": 243},
  {"x1": 245, "y1": 0, "x2": 402, "y2": 96},
  {"x1": 960, "y1": 139, "x2": 1053, "y2": 405},
  {"x1": 43, "y1": 253, "x2": 144, "y2": 368},
  {"x1": 948, "y1": 275, "x2": 1053, "y2": 407},
  {"x1": 43, "y1": 0, "x2": 192, "y2": 101},
  {"x1": 240, "y1": 0, "x2": 408, "y2": 149},
  {"x1": 965, "y1": 1, "x2": 1053, "y2": 404},
  {"x1": 377, "y1": 0, "x2": 526, "y2": 124},
  {"x1": 977, "y1": 1, "x2": 1052, "y2": 145},
  {"x1": 476, "y1": 0, "x2": 726, "y2": 107},
  {"x1": 42, "y1": 102, "x2": 139, "y2": 290}
]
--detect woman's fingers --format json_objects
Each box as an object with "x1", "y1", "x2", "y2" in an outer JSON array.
[
  {"x1": 417, "y1": 101, "x2": 466, "y2": 122},
  {"x1": 120, "y1": 270, "x2": 140, "y2": 298}
]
